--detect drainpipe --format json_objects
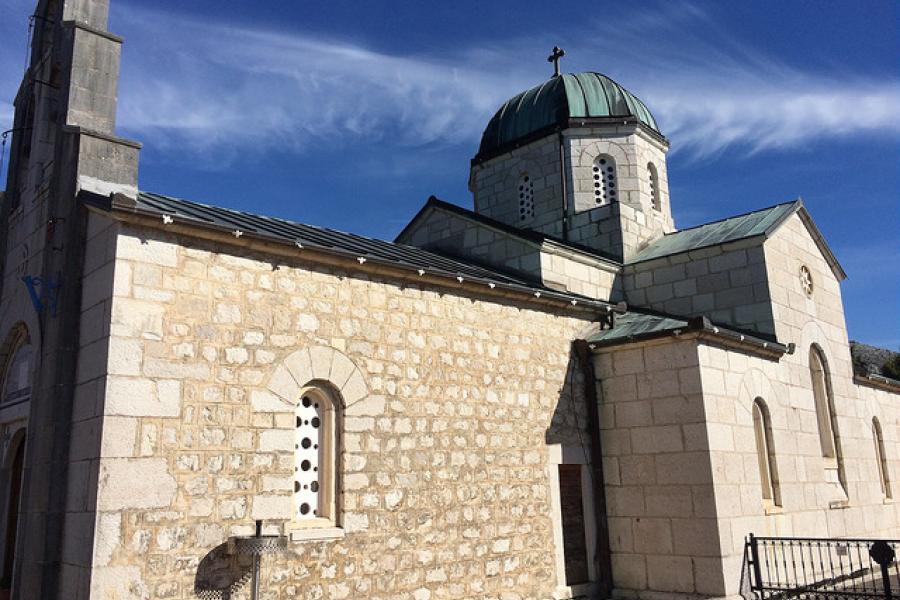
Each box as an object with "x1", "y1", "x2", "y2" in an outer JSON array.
[
  {"x1": 573, "y1": 338, "x2": 613, "y2": 597},
  {"x1": 558, "y1": 131, "x2": 569, "y2": 242}
]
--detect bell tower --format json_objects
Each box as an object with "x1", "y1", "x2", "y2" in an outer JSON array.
[
  {"x1": 469, "y1": 59, "x2": 674, "y2": 262},
  {"x1": 0, "y1": 1, "x2": 139, "y2": 597}
]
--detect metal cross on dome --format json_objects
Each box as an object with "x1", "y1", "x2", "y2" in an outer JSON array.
[{"x1": 548, "y1": 46, "x2": 565, "y2": 77}]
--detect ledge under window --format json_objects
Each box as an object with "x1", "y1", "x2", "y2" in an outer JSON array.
[{"x1": 288, "y1": 527, "x2": 344, "y2": 542}]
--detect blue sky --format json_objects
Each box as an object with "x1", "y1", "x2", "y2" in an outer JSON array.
[{"x1": 1, "y1": 0, "x2": 898, "y2": 347}]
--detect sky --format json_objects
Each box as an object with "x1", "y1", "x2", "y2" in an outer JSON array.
[{"x1": 1, "y1": 0, "x2": 898, "y2": 348}]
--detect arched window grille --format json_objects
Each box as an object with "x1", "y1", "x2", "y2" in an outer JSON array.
[
  {"x1": 294, "y1": 386, "x2": 338, "y2": 523},
  {"x1": 2, "y1": 338, "x2": 33, "y2": 405},
  {"x1": 648, "y1": 162, "x2": 660, "y2": 211},
  {"x1": 518, "y1": 173, "x2": 535, "y2": 221},
  {"x1": 809, "y1": 346, "x2": 837, "y2": 460},
  {"x1": 592, "y1": 155, "x2": 617, "y2": 205},
  {"x1": 873, "y1": 417, "x2": 892, "y2": 499},
  {"x1": 752, "y1": 398, "x2": 780, "y2": 506}
]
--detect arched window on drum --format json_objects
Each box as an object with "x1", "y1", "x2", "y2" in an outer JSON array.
[
  {"x1": 592, "y1": 155, "x2": 617, "y2": 205},
  {"x1": 294, "y1": 386, "x2": 338, "y2": 525}
]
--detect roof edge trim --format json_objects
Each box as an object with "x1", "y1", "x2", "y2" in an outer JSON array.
[{"x1": 81, "y1": 190, "x2": 621, "y2": 315}]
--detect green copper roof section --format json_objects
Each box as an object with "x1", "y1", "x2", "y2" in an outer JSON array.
[
  {"x1": 585, "y1": 311, "x2": 788, "y2": 354},
  {"x1": 587, "y1": 312, "x2": 690, "y2": 345},
  {"x1": 628, "y1": 201, "x2": 801, "y2": 265},
  {"x1": 478, "y1": 72, "x2": 661, "y2": 159}
]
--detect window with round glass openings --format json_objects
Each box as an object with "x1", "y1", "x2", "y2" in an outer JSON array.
[
  {"x1": 518, "y1": 173, "x2": 535, "y2": 221},
  {"x1": 294, "y1": 388, "x2": 336, "y2": 522},
  {"x1": 593, "y1": 156, "x2": 616, "y2": 205}
]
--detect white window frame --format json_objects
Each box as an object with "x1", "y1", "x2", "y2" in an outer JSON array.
[
  {"x1": 752, "y1": 398, "x2": 781, "y2": 511},
  {"x1": 873, "y1": 417, "x2": 892, "y2": 501},
  {"x1": 592, "y1": 155, "x2": 617, "y2": 206},
  {"x1": 647, "y1": 162, "x2": 660, "y2": 211},
  {"x1": 289, "y1": 385, "x2": 343, "y2": 541},
  {"x1": 547, "y1": 444, "x2": 598, "y2": 599}
]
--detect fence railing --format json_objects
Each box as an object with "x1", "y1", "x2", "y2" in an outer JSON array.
[{"x1": 746, "y1": 534, "x2": 899, "y2": 600}]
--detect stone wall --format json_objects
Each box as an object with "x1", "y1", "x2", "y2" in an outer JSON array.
[
  {"x1": 593, "y1": 338, "x2": 725, "y2": 596},
  {"x1": 697, "y1": 342, "x2": 900, "y2": 598},
  {"x1": 623, "y1": 240, "x2": 775, "y2": 336},
  {"x1": 565, "y1": 126, "x2": 673, "y2": 261},
  {"x1": 398, "y1": 205, "x2": 621, "y2": 300},
  {"x1": 594, "y1": 329, "x2": 900, "y2": 599},
  {"x1": 85, "y1": 219, "x2": 602, "y2": 600},
  {"x1": 469, "y1": 125, "x2": 673, "y2": 262},
  {"x1": 471, "y1": 135, "x2": 563, "y2": 237}
]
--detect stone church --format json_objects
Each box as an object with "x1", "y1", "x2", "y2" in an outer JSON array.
[{"x1": 1, "y1": 1, "x2": 898, "y2": 599}]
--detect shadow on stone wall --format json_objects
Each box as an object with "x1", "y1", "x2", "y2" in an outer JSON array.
[
  {"x1": 738, "y1": 542, "x2": 753, "y2": 600},
  {"x1": 545, "y1": 349, "x2": 590, "y2": 448},
  {"x1": 194, "y1": 543, "x2": 254, "y2": 600}
]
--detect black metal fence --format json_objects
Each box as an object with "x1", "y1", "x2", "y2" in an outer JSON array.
[{"x1": 746, "y1": 534, "x2": 900, "y2": 599}]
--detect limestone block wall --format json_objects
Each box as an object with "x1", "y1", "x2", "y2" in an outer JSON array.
[
  {"x1": 64, "y1": 22, "x2": 123, "y2": 134},
  {"x1": 763, "y1": 213, "x2": 847, "y2": 348},
  {"x1": 399, "y1": 206, "x2": 546, "y2": 280},
  {"x1": 565, "y1": 126, "x2": 673, "y2": 262},
  {"x1": 470, "y1": 126, "x2": 672, "y2": 262},
  {"x1": 398, "y1": 206, "x2": 621, "y2": 300},
  {"x1": 697, "y1": 345, "x2": 900, "y2": 598},
  {"x1": 592, "y1": 338, "x2": 728, "y2": 597},
  {"x1": 651, "y1": 215, "x2": 900, "y2": 596},
  {"x1": 623, "y1": 240, "x2": 775, "y2": 336},
  {"x1": 595, "y1": 331, "x2": 900, "y2": 599},
  {"x1": 86, "y1": 221, "x2": 602, "y2": 600},
  {"x1": 57, "y1": 213, "x2": 122, "y2": 594},
  {"x1": 471, "y1": 135, "x2": 563, "y2": 236}
]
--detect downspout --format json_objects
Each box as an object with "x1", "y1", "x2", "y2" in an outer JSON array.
[
  {"x1": 573, "y1": 339, "x2": 613, "y2": 597},
  {"x1": 558, "y1": 131, "x2": 569, "y2": 242}
]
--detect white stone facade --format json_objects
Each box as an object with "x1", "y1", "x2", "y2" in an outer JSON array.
[
  {"x1": 70, "y1": 216, "x2": 606, "y2": 599},
  {"x1": 2, "y1": 2, "x2": 899, "y2": 599}
]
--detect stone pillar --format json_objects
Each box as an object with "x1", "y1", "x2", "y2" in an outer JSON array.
[{"x1": 3, "y1": 1, "x2": 139, "y2": 598}]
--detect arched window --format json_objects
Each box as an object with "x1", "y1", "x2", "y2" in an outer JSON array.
[
  {"x1": 648, "y1": 163, "x2": 660, "y2": 211},
  {"x1": 592, "y1": 155, "x2": 617, "y2": 205},
  {"x1": 2, "y1": 338, "x2": 33, "y2": 405},
  {"x1": 752, "y1": 398, "x2": 780, "y2": 507},
  {"x1": 294, "y1": 386, "x2": 338, "y2": 524},
  {"x1": 873, "y1": 417, "x2": 892, "y2": 499},
  {"x1": 810, "y1": 346, "x2": 837, "y2": 460},
  {"x1": 517, "y1": 173, "x2": 534, "y2": 221}
]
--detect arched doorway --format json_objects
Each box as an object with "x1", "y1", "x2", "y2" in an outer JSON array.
[{"x1": 1, "y1": 434, "x2": 25, "y2": 599}]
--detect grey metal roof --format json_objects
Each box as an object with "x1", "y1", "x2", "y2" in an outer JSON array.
[
  {"x1": 91, "y1": 191, "x2": 616, "y2": 310},
  {"x1": 629, "y1": 201, "x2": 800, "y2": 264},
  {"x1": 586, "y1": 310, "x2": 787, "y2": 353}
]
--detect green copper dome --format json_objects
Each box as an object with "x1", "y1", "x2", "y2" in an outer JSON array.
[{"x1": 477, "y1": 72, "x2": 661, "y2": 160}]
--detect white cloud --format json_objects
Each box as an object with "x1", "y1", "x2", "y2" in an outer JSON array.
[
  {"x1": 112, "y1": 5, "x2": 530, "y2": 165},
  {"x1": 1, "y1": 1, "x2": 898, "y2": 166}
]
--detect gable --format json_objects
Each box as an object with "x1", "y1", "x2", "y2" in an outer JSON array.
[
  {"x1": 397, "y1": 197, "x2": 622, "y2": 299},
  {"x1": 629, "y1": 200, "x2": 846, "y2": 282}
]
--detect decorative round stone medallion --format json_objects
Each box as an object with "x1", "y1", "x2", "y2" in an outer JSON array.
[{"x1": 799, "y1": 265, "x2": 813, "y2": 296}]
